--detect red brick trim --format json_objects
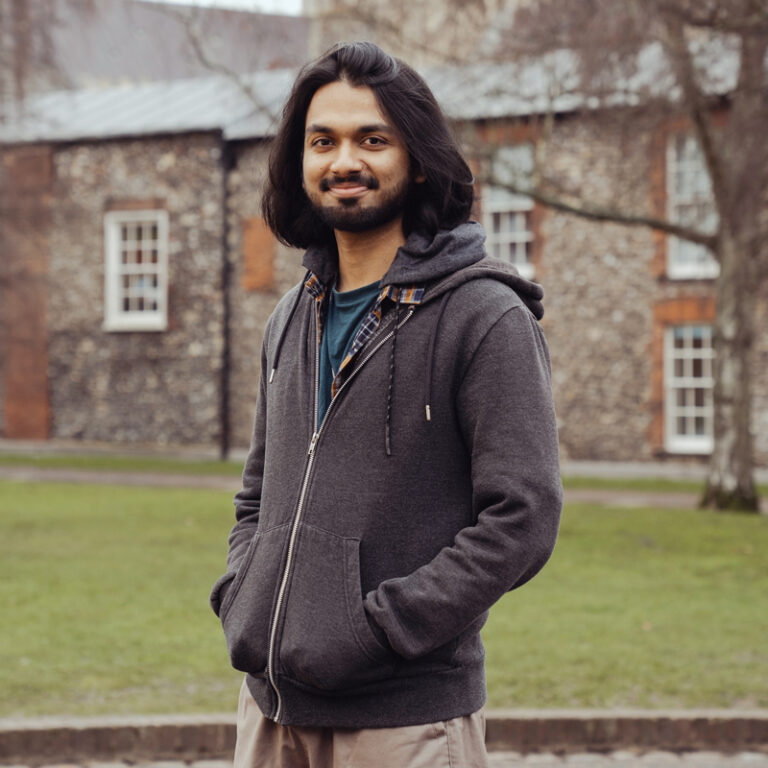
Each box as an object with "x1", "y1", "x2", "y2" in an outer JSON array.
[
  {"x1": 104, "y1": 198, "x2": 166, "y2": 211},
  {"x1": 1, "y1": 145, "x2": 53, "y2": 439},
  {"x1": 1, "y1": 145, "x2": 53, "y2": 192},
  {"x1": 241, "y1": 217, "x2": 275, "y2": 292}
]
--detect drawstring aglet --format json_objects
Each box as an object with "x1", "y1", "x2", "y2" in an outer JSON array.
[
  {"x1": 269, "y1": 368, "x2": 276, "y2": 383},
  {"x1": 425, "y1": 404, "x2": 431, "y2": 421}
]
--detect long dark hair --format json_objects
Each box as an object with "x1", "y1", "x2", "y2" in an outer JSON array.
[{"x1": 262, "y1": 41, "x2": 474, "y2": 249}]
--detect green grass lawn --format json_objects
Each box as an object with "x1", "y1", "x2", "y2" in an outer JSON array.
[{"x1": 1, "y1": 479, "x2": 766, "y2": 717}]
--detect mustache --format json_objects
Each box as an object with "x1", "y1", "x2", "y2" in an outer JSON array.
[{"x1": 319, "y1": 173, "x2": 380, "y2": 192}]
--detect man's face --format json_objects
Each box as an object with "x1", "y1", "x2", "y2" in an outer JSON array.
[{"x1": 302, "y1": 80, "x2": 416, "y2": 234}]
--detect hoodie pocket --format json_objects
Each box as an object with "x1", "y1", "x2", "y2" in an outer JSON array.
[
  {"x1": 221, "y1": 523, "x2": 290, "y2": 675},
  {"x1": 279, "y1": 525, "x2": 395, "y2": 691}
]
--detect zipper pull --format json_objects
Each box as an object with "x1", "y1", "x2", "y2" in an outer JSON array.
[{"x1": 308, "y1": 432, "x2": 319, "y2": 455}]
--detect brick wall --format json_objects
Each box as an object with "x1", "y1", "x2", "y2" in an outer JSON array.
[{"x1": 0, "y1": 145, "x2": 53, "y2": 439}]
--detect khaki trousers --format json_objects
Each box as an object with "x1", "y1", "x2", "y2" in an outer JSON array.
[{"x1": 233, "y1": 678, "x2": 489, "y2": 768}]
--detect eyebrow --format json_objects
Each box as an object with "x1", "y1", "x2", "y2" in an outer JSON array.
[{"x1": 305, "y1": 122, "x2": 395, "y2": 135}]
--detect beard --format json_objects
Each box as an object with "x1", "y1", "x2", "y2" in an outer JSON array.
[{"x1": 309, "y1": 172, "x2": 411, "y2": 233}]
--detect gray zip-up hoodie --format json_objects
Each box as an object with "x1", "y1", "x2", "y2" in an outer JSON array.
[{"x1": 210, "y1": 221, "x2": 562, "y2": 728}]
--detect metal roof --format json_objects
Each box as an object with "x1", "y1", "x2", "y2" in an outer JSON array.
[
  {"x1": 0, "y1": 41, "x2": 741, "y2": 145},
  {"x1": 0, "y1": 69, "x2": 295, "y2": 144}
]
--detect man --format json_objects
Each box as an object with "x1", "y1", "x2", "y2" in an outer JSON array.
[{"x1": 210, "y1": 41, "x2": 562, "y2": 768}]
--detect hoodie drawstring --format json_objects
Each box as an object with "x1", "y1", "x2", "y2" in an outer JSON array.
[
  {"x1": 386, "y1": 289, "x2": 451, "y2": 455},
  {"x1": 384, "y1": 302, "x2": 402, "y2": 457},
  {"x1": 270, "y1": 273, "x2": 458, "y2": 458},
  {"x1": 424, "y1": 290, "x2": 452, "y2": 424},
  {"x1": 269, "y1": 270, "x2": 311, "y2": 383}
]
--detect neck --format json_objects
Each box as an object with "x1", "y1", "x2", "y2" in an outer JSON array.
[{"x1": 334, "y1": 217, "x2": 405, "y2": 292}]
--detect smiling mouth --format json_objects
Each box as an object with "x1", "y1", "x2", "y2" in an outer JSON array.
[
  {"x1": 328, "y1": 184, "x2": 369, "y2": 198},
  {"x1": 320, "y1": 174, "x2": 378, "y2": 198}
]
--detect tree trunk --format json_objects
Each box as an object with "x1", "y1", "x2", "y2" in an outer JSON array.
[{"x1": 701, "y1": 228, "x2": 760, "y2": 512}]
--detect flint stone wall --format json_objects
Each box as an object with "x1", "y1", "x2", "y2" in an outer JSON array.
[
  {"x1": 48, "y1": 133, "x2": 225, "y2": 445},
  {"x1": 226, "y1": 142, "x2": 305, "y2": 450},
  {"x1": 497, "y1": 112, "x2": 768, "y2": 465}
]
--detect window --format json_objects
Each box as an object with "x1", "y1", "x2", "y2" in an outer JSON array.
[
  {"x1": 666, "y1": 134, "x2": 719, "y2": 279},
  {"x1": 103, "y1": 209, "x2": 169, "y2": 331},
  {"x1": 483, "y1": 186, "x2": 535, "y2": 279},
  {"x1": 664, "y1": 325, "x2": 714, "y2": 453}
]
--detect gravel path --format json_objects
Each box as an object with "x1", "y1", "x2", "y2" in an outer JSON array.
[
  {"x1": 0, "y1": 465, "x2": 709, "y2": 509},
  {"x1": 4, "y1": 753, "x2": 768, "y2": 767}
]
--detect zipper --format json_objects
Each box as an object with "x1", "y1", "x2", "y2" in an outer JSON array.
[
  {"x1": 319, "y1": 306, "x2": 414, "y2": 429},
  {"x1": 265, "y1": 304, "x2": 414, "y2": 722}
]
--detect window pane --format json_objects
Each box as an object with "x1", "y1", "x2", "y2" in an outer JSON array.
[
  {"x1": 665, "y1": 324, "x2": 715, "y2": 450},
  {"x1": 692, "y1": 358, "x2": 703, "y2": 378}
]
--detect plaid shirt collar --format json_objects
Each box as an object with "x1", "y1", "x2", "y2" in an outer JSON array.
[{"x1": 305, "y1": 273, "x2": 424, "y2": 397}]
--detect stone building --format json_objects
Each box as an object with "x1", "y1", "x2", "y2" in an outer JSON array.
[{"x1": 1, "y1": 62, "x2": 766, "y2": 467}]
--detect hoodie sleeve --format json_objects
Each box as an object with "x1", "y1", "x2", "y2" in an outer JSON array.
[
  {"x1": 208, "y1": 327, "x2": 270, "y2": 617},
  {"x1": 364, "y1": 304, "x2": 562, "y2": 659}
]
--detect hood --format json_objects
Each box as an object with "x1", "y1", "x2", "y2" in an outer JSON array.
[
  {"x1": 381, "y1": 221, "x2": 487, "y2": 285},
  {"x1": 303, "y1": 220, "x2": 544, "y2": 319}
]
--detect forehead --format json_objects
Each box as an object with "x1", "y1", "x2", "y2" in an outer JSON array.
[{"x1": 305, "y1": 81, "x2": 389, "y2": 131}]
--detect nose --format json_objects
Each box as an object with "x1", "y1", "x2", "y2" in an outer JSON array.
[{"x1": 329, "y1": 140, "x2": 363, "y2": 176}]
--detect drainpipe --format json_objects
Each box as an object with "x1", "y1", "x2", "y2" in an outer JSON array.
[{"x1": 219, "y1": 136, "x2": 236, "y2": 460}]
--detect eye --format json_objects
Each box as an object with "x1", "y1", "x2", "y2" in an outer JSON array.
[
  {"x1": 363, "y1": 136, "x2": 387, "y2": 147},
  {"x1": 311, "y1": 137, "x2": 333, "y2": 148}
]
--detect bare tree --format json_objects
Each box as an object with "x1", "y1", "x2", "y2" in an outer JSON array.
[
  {"x1": 466, "y1": 0, "x2": 766, "y2": 512},
  {"x1": 147, "y1": 2, "x2": 281, "y2": 123}
]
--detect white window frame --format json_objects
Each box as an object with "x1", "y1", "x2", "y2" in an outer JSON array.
[
  {"x1": 664, "y1": 324, "x2": 714, "y2": 454},
  {"x1": 482, "y1": 185, "x2": 535, "y2": 279},
  {"x1": 666, "y1": 134, "x2": 719, "y2": 280},
  {"x1": 103, "y1": 209, "x2": 169, "y2": 332}
]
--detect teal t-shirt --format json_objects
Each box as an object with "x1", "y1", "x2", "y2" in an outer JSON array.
[{"x1": 318, "y1": 280, "x2": 380, "y2": 425}]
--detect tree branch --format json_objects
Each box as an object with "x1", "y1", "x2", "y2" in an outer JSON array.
[
  {"x1": 147, "y1": 5, "x2": 278, "y2": 123},
  {"x1": 495, "y1": 180, "x2": 719, "y2": 249}
]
